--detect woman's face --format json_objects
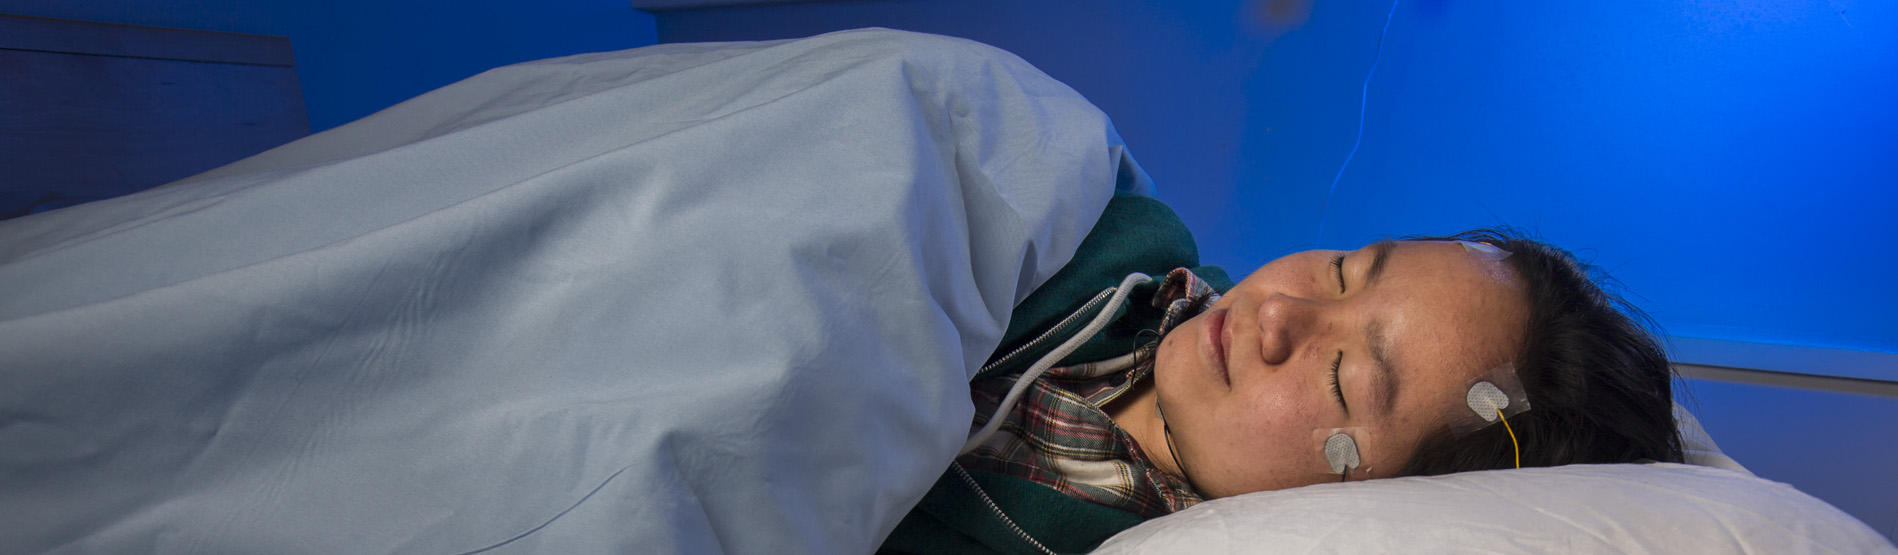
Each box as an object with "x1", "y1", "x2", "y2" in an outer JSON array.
[{"x1": 1153, "y1": 240, "x2": 1529, "y2": 497}]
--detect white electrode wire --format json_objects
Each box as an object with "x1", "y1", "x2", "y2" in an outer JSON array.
[
  {"x1": 959, "y1": 272, "x2": 1154, "y2": 456},
  {"x1": 1314, "y1": 0, "x2": 1403, "y2": 248}
]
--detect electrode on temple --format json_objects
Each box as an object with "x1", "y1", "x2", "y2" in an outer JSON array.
[
  {"x1": 1467, "y1": 381, "x2": 1510, "y2": 422},
  {"x1": 1446, "y1": 363, "x2": 1532, "y2": 438}
]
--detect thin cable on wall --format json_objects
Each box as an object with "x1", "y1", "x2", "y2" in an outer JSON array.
[{"x1": 1314, "y1": 0, "x2": 1402, "y2": 249}]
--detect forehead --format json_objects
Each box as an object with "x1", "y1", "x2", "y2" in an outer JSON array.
[{"x1": 1377, "y1": 241, "x2": 1521, "y2": 309}]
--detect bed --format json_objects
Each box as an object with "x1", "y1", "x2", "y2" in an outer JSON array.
[{"x1": 1, "y1": 28, "x2": 1891, "y2": 555}]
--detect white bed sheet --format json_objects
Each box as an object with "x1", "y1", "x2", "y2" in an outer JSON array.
[{"x1": 0, "y1": 29, "x2": 1127, "y2": 554}]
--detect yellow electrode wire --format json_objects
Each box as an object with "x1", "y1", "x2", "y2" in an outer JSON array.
[{"x1": 1497, "y1": 408, "x2": 1520, "y2": 469}]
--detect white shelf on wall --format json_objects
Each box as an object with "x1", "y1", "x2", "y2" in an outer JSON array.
[
  {"x1": 1670, "y1": 336, "x2": 1896, "y2": 383},
  {"x1": 1671, "y1": 336, "x2": 1898, "y2": 398},
  {"x1": 1675, "y1": 362, "x2": 1898, "y2": 398}
]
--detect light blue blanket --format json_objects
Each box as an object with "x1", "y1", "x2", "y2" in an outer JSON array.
[{"x1": 0, "y1": 29, "x2": 1139, "y2": 554}]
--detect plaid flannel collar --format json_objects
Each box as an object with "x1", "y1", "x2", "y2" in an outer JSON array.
[{"x1": 960, "y1": 268, "x2": 1220, "y2": 517}]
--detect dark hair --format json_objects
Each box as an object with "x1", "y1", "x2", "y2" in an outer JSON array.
[{"x1": 1394, "y1": 228, "x2": 1683, "y2": 476}]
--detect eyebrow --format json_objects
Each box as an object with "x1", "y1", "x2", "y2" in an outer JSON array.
[
  {"x1": 1367, "y1": 319, "x2": 1401, "y2": 418},
  {"x1": 1358, "y1": 239, "x2": 1401, "y2": 419},
  {"x1": 1364, "y1": 239, "x2": 1397, "y2": 289}
]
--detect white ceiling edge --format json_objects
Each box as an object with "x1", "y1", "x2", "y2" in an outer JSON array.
[{"x1": 631, "y1": 0, "x2": 839, "y2": 11}]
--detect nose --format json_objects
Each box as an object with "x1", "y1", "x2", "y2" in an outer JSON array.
[{"x1": 1256, "y1": 293, "x2": 1319, "y2": 366}]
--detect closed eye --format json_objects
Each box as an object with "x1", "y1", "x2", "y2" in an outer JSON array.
[
  {"x1": 1329, "y1": 351, "x2": 1348, "y2": 411},
  {"x1": 1333, "y1": 254, "x2": 1347, "y2": 294}
]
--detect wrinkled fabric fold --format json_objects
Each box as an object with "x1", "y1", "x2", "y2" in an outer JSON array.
[{"x1": 0, "y1": 28, "x2": 1125, "y2": 554}]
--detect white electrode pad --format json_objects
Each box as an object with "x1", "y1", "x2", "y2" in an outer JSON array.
[
  {"x1": 1314, "y1": 427, "x2": 1375, "y2": 476},
  {"x1": 1325, "y1": 433, "x2": 1359, "y2": 474},
  {"x1": 1467, "y1": 381, "x2": 1510, "y2": 422},
  {"x1": 1446, "y1": 363, "x2": 1532, "y2": 437}
]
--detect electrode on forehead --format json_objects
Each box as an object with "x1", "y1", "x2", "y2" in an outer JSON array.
[
  {"x1": 1446, "y1": 363, "x2": 1532, "y2": 438},
  {"x1": 1457, "y1": 240, "x2": 1512, "y2": 261}
]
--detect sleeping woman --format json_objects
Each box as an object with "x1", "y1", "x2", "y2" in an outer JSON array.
[{"x1": 881, "y1": 196, "x2": 1682, "y2": 555}]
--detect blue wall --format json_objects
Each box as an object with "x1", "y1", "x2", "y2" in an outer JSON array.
[
  {"x1": 654, "y1": 0, "x2": 1898, "y2": 540},
  {"x1": 658, "y1": 0, "x2": 1898, "y2": 357},
  {"x1": 0, "y1": 0, "x2": 658, "y2": 132}
]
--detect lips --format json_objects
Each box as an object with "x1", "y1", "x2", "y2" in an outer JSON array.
[{"x1": 1201, "y1": 308, "x2": 1231, "y2": 388}]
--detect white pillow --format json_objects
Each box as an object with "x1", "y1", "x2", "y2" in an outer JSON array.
[
  {"x1": 1094, "y1": 463, "x2": 1895, "y2": 554},
  {"x1": 1093, "y1": 463, "x2": 1890, "y2": 555},
  {"x1": 1095, "y1": 407, "x2": 1897, "y2": 554}
]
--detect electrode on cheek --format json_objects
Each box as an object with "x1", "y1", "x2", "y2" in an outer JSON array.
[
  {"x1": 1324, "y1": 433, "x2": 1358, "y2": 473},
  {"x1": 1313, "y1": 427, "x2": 1375, "y2": 477}
]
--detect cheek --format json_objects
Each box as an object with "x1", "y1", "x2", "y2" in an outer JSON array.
[
  {"x1": 1155, "y1": 319, "x2": 1209, "y2": 391},
  {"x1": 1227, "y1": 251, "x2": 1335, "y2": 297},
  {"x1": 1191, "y1": 384, "x2": 1326, "y2": 495},
  {"x1": 1216, "y1": 385, "x2": 1321, "y2": 449},
  {"x1": 1154, "y1": 326, "x2": 1189, "y2": 386}
]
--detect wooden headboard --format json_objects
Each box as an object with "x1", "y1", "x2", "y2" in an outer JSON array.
[{"x1": 0, "y1": 14, "x2": 309, "y2": 219}]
